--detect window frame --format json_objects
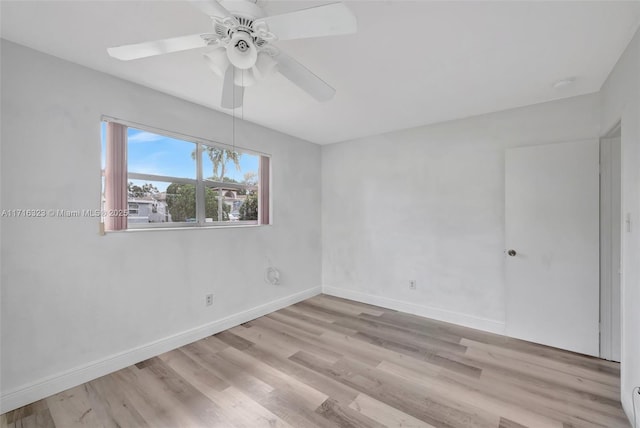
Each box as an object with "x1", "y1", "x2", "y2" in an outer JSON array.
[{"x1": 102, "y1": 116, "x2": 270, "y2": 231}]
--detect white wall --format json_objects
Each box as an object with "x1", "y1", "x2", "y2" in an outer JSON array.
[
  {"x1": 322, "y1": 94, "x2": 600, "y2": 333},
  {"x1": 0, "y1": 40, "x2": 322, "y2": 412},
  {"x1": 600, "y1": 28, "x2": 640, "y2": 422}
]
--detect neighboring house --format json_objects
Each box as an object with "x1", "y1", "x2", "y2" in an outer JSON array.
[
  {"x1": 203, "y1": 190, "x2": 247, "y2": 222},
  {"x1": 222, "y1": 190, "x2": 246, "y2": 221},
  {"x1": 128, "y1": 197, "x2": 171, "y2": 223}
]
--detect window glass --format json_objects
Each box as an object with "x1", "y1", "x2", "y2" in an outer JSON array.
[
  {"x1": 102, "y1": 121, "x2": 268, "y2": 230},
  {"x1": 127, "y1": 178, "x2": 186, "y2": 224},
  {"x1": 128, "y1": 128, "x2": 196, "y2": 179},
  {"x1": 202, "y1": 147, "x2": 259, "y2": 185}
]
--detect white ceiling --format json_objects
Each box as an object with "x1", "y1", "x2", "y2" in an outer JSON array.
[{"x1": 2, "y1": 1, "x2": 639, "y2": 144}]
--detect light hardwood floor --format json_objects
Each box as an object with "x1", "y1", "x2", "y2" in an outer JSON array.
[{"x1": 1, "y1": 295, "x2": 630, "y2": 428}]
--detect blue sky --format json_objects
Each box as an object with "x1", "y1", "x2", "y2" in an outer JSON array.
[{"x1": 102, "y1": 123, "x2": 258, "y2": 192}]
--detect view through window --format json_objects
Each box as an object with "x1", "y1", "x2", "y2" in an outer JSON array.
[{"x1": 101, "y1": 121, "x2": 267, "y2": 229}]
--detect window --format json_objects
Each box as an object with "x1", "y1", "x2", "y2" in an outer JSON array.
[
  {"x1": 101, "y1": 120, "x2": 270, "y2": 231},
  {"x1": 127, "y1": 203, "x2": 139, "y2": 215}
]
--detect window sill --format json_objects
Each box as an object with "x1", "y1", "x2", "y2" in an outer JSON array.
[{"x1": 104, "y1": 223, "x2": 267, "y2": 234}]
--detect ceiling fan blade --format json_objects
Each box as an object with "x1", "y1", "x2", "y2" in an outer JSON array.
[
  {"x1": 189, "y1": 0, "x2": 233, "y2": 18},
  {"x1": 258, "y1": 3, "x2": 356, "y2": 41},
  {"x1": 107, "y1": 34, "x2": 209, "y2": 60},
  {"x1": 275, "y1": 52, "x2": 335, "y2": 102},
  {"x1": 221, "y1": 65, "x2": 244, "y2": 109}
]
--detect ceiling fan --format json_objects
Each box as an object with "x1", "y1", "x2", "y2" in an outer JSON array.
[{"x1": 107, "y1": 0, "x2": 357, "y2": 109}]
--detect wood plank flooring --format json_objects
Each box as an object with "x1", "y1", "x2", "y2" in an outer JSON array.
[{"x1": 1, "y1": 295, "x2": 629, "y2": 428}]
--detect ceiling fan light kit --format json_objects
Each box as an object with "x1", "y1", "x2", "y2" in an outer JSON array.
[
  {"x1": 107, "y1": 0, "x2": 357, "y2": 108},
  {"x1": 226, "y1": 32, "x2": 257, "y2": 69},
  {"x1": 253, "y1": 52, "x2": 277, "y2": 80},
  {"x1": 234, "y1": 68, "x2": 256, "y2": 87},
  {"x1": 203, "y1": 48, "x2": 229, "y2": 77}
]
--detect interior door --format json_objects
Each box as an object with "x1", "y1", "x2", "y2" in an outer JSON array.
[{"x1": 505, "y1": 140, "x2": 600, "y2": 356}]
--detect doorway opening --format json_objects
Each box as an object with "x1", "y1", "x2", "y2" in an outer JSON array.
[{"x1": 600, "y1": 122, "x2": 621, "y2": 362}]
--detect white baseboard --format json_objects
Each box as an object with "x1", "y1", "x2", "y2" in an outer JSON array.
[
  {"x1": 1, "y1": 286, "x2": 322, "y2": 414},
  {"x1": 322, "y1": 286, "x2": 505, "y2": 335}
]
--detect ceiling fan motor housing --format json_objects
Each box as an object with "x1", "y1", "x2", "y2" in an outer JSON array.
[{"x1": 214, "y1": 0, "x2": 269, "y2": 48}]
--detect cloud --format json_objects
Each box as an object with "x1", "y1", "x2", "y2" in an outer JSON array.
[{"x1": 128, "y1": 131, "x2": 165, "y2": 143}]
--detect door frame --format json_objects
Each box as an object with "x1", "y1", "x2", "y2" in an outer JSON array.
[{"x1": 600, "y1": 123, "x2": 622, "y2": 362}]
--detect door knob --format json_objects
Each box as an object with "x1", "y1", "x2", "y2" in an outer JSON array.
[{"x1": 508, "y1": 249, "x2": 517, "y2": 257}]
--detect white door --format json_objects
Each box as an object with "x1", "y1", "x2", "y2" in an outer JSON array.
[{"x1": 505, "y1": 140, "x2": 600, "y2": 356}]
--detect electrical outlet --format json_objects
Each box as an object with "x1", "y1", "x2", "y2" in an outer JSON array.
[
  {"x1": 205, "y1": 294, "x2": 214, "y2": 306},
  {"x1": 409, "y1": 280, "x2": 417, "y2": 290}
]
